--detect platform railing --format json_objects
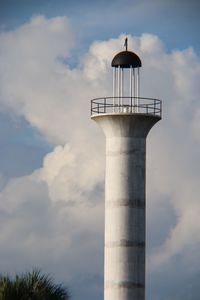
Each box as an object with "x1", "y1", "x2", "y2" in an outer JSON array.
[{"x1": 91, "y1": 97, "x2": 162, "y2": 117}]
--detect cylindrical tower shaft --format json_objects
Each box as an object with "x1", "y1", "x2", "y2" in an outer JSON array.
[{"x1": 92, "y1": 114, "x2": 160, "y2": 300}]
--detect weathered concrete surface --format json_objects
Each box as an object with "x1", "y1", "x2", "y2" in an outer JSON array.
[{"x1": 92, "y1": 113, "x2": 160, "y2": 300}]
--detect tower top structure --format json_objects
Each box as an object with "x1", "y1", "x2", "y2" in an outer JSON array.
[
  {"x1": 91, "y1": 38, "x2": 161, "y2": 117},
  {"x1": 111, "y1": 38, "x2": 142, "y2": 68}
]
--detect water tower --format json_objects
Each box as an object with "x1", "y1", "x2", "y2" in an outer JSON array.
[{"x1": 91, "y1": 39, "x2": 162, "y2": 300}]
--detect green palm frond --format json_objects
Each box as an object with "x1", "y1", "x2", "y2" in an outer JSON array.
[{"x1": 0, "y1": 269, "x2": 70, "y2": 300}]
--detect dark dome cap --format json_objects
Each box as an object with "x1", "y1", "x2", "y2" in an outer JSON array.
[{"x1": 111, "y1": 50, "x2": 142, "y2": 68}]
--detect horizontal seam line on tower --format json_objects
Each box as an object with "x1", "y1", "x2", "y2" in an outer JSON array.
[
  {"x1": 105, "y1": 281, "x2": 144, "y2": 289},
  {"x1": 105, "y1": 240, "x2": 145, "y2": 247},
  {"x1": 106, "y1": 149, "x2": 143, "y2": 156},
  {"x1": 106, "y1": 201, "x2": 145, "y2": 208}
]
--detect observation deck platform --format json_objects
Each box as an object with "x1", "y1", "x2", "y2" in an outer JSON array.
[{"x1": 91, "y1": 97, "x2": 162, "y2": 118}]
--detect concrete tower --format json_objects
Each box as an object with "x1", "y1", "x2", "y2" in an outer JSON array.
[{"x1": 91, "y1": 39, "x2": 162, "y2": 300}]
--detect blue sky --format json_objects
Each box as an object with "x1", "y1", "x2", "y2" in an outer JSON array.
[
  {"x1": 1, "y1": 0, "x2": 200, "y2": 53},
  {"x1": 0, "y1": 1, "x2": 200, "y2": 300}
]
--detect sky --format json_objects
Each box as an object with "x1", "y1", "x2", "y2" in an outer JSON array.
[{"x1": 0, "y1": 0, "x2": 200, "y2": 299}]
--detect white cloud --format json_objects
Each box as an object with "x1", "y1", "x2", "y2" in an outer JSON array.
[
  {"x1": 0, "y1": 15, "x2": 200, "y2": 299},
  {"x1": 0, "y1": 148, "x2": 104, "y2": 285},
  {"x1": 37, "y1": 144, "x2": 103, "y2": 203}
]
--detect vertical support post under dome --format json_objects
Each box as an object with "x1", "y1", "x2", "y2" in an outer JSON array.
[
  {"x1": 121, "y1": 68, "x2": 124, "y2": 108},
  {"x1": 130, "y1": 67, "x2": 132, "y2": 110},
  {"x1": 113, "y1": 68, "x2": 116, "y2": 112},
  {"x1": 118, "y1": 66, "x2": 120, "y2": 112},
  {"x1": 136, "y1": 68, "x2": 140, "y2": 112},
  {"x1": 133, "y1": 68, "x2": 136, "y2": 111}
]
